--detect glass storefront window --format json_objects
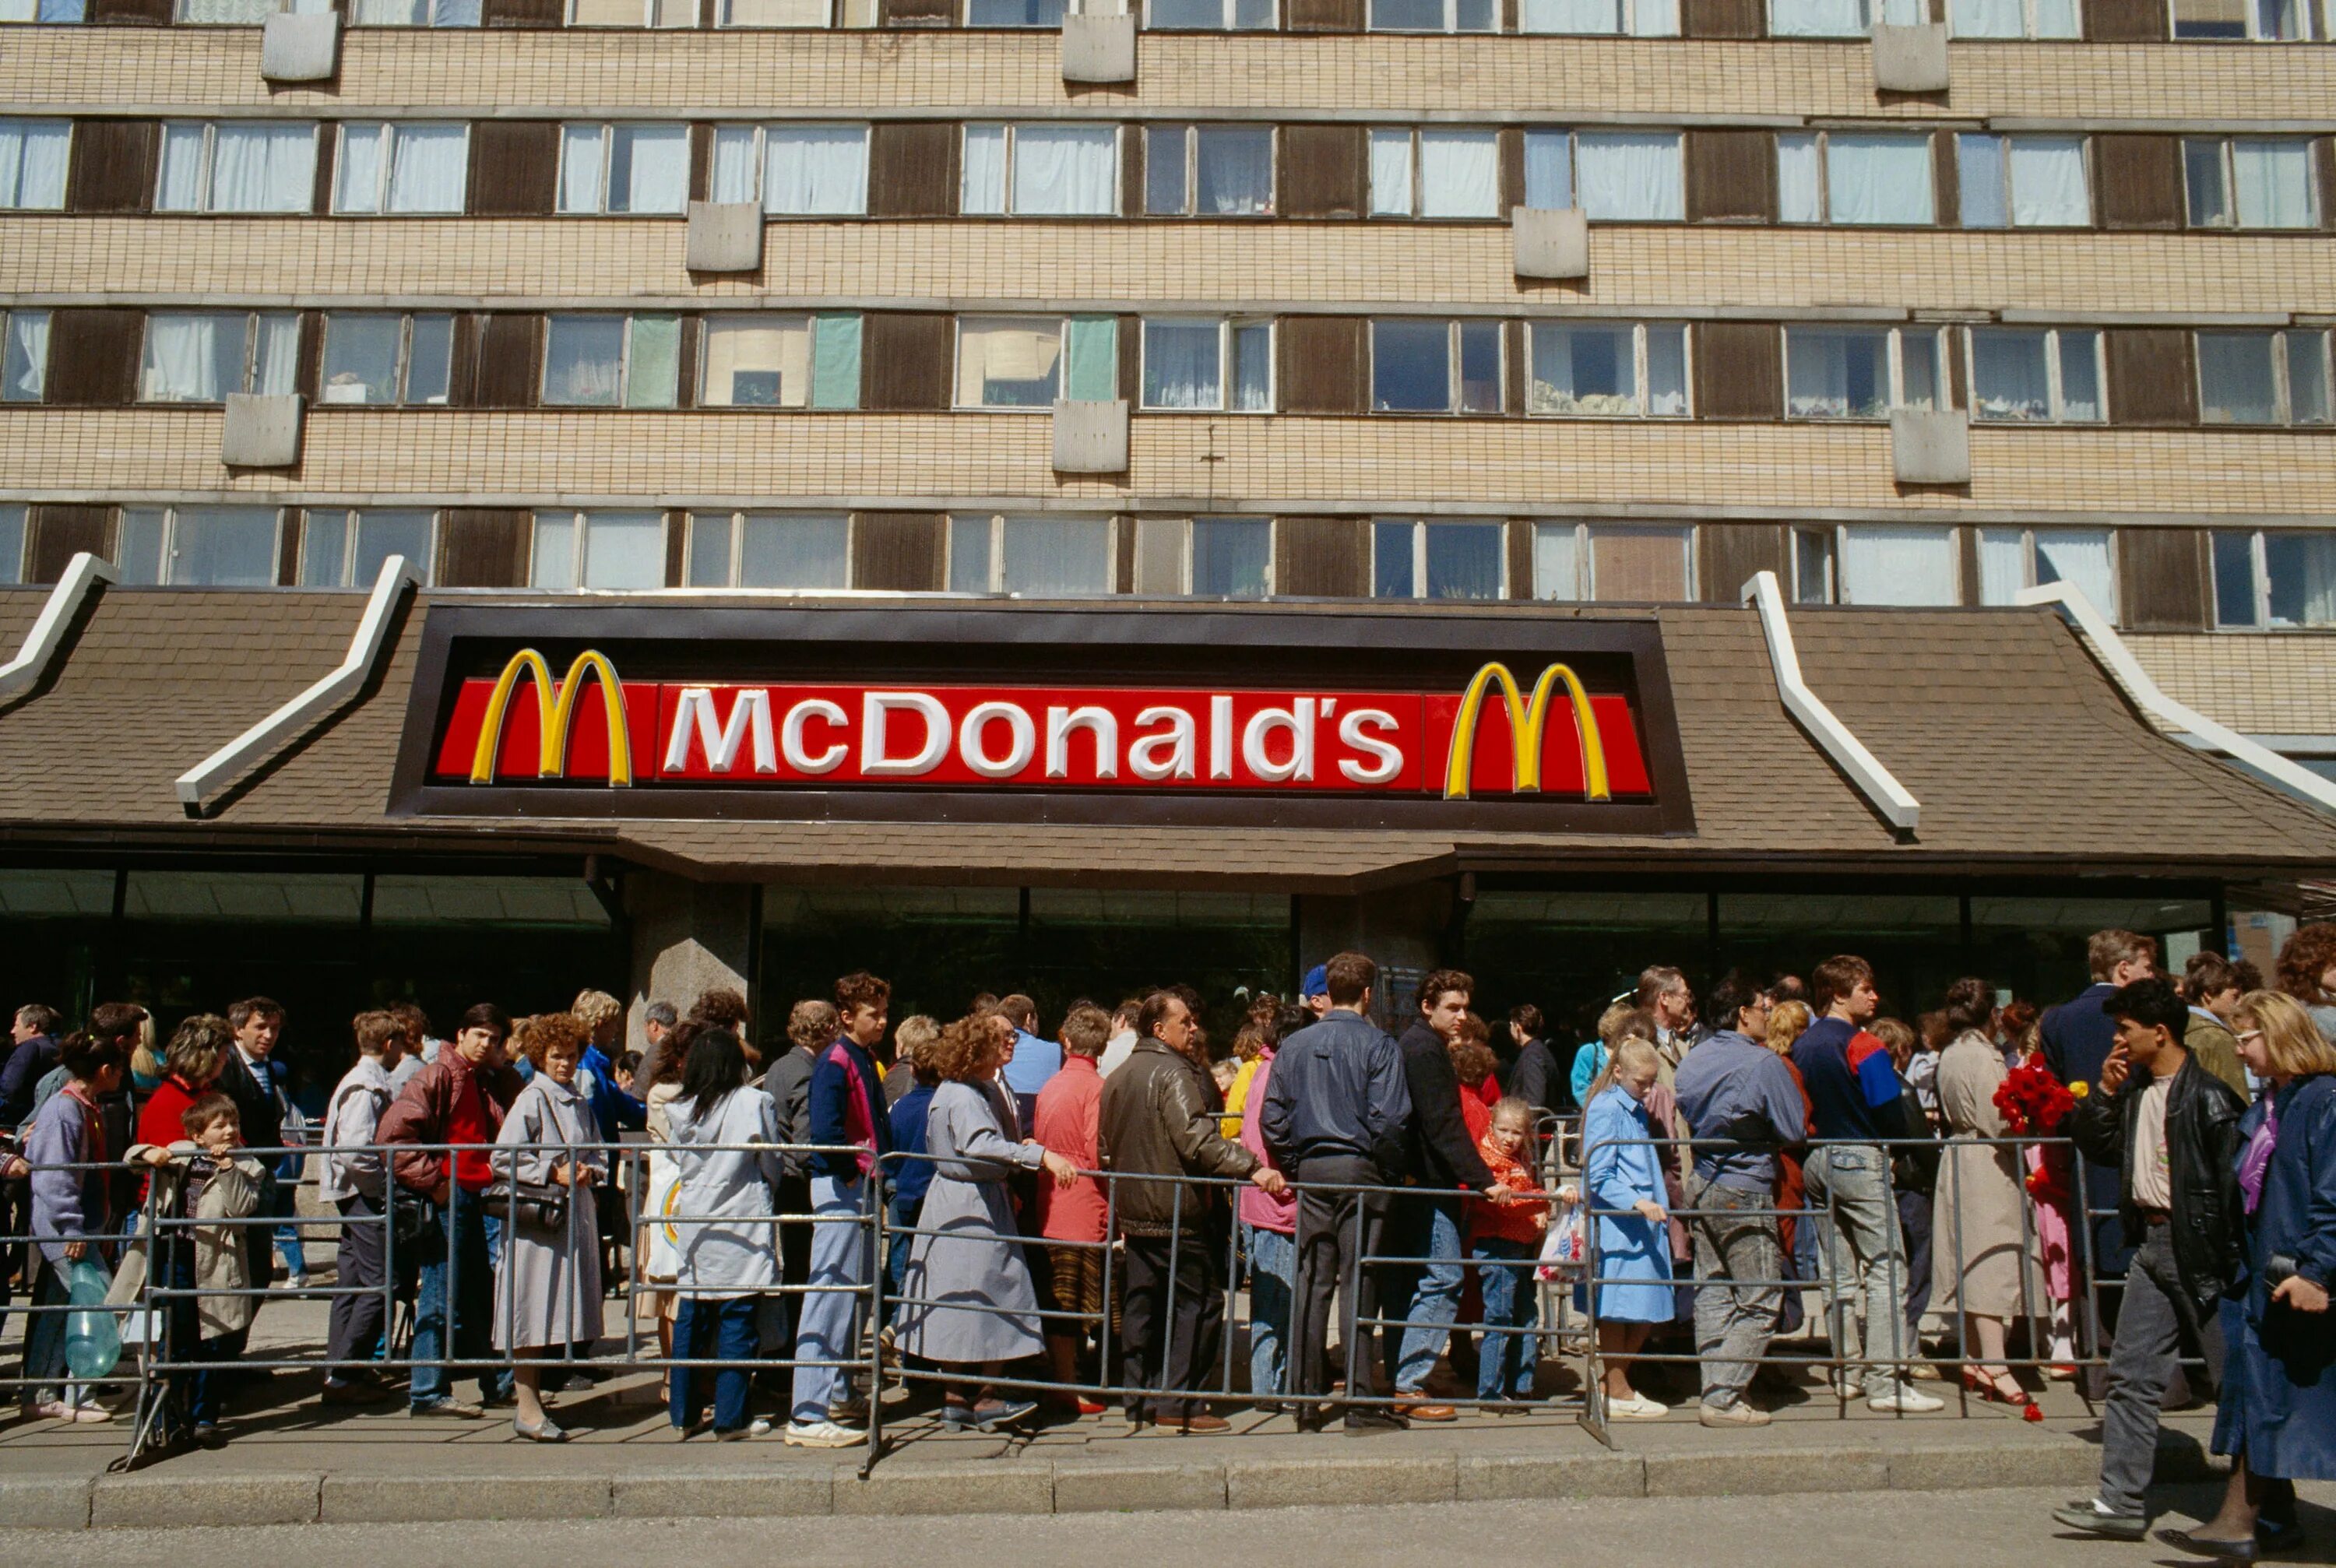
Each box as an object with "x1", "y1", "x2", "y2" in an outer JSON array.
[{"x1": 1464, "y1": 891, "x2": 1711, "y2": 1043}]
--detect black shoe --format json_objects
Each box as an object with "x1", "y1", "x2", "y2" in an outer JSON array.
[
  {"x1": 2257, "y1": 1521, "x2": 2306, "y2": 1554},
  {"x1": 478, "y1": 1388, "x2": 517, "y2": 1411},
  {"x1": 1342, "y1": 1409, "x2": 1408, "y2": 1436},
  {"x1": 2156, "y1": 1524, "x2": 2305, "y2": 1563},
  {"x1": 2052, "y1": 1504, "x2": 2147, "y2": 1540},
  {"x1": 191, "y1": 1422, "x2": 226, "y2": 1449}
]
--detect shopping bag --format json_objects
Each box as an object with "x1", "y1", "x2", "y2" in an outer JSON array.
[
  {"x1": 62, "y1": 1257, "x2": 123, "y2": 1380},
  {"x1": 1536, "y1": 1196, "x2": 1585, "y2": 1281}
]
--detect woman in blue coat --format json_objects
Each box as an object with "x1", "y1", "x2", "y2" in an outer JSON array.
[
  {"x1": 1576, "y1": 1035, "x2": 1673, "y2": 1419},
  {"x1": 2162, "y1": 992, "x2": 2335, "y2": 1559}
]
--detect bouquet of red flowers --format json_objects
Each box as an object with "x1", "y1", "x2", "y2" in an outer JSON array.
[{"x1": 1994, "y1": 1059, "x2": 2075, "y2": 1138}]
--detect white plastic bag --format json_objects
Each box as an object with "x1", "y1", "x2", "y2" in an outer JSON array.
[{"x1": 1536, "y1": 1194, "x2": 1585, "y2": 1281}]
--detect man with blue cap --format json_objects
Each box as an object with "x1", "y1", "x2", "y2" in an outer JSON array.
[{"x1": 1301, "y1": 965, "x2": 1332, "y2": 1021}]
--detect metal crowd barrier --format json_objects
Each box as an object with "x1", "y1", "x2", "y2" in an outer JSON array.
[{"x1": 0, "y1": 1123, "x2": 2132, "y2": 1473}]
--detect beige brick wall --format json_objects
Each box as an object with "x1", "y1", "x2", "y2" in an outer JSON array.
[
  {"x1": 5, "y1": 31, "x2": 2333, "y2": 123},
  {"x1": 6, "y1": 216, "x2": 2331, "y2": 315},
  {"x1": 2127, "y1": 632, "x2": 2336, "y2": 735},
  {"x1": 5, "y1": 407, "x2": 2331, "y2": 515}
]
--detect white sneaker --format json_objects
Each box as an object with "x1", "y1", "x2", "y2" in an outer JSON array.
[
  {"x1": 1606, "y1": 1393, "x2": 1669, "y2": 1419},
  {"x1": 1868, "y1": 1385, "x2": 1946, "y2": 1413},
  {"x1": 783, "y1": 1418, "x2": 866, "y2": 1448},
  {"x1": 747, "y1": 1416, "x2": 774, "y2": 1438}
]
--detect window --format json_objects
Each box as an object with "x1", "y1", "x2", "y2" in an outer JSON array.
[
  {"x1": 0, "y1": 0, "x2": 89, "y2": 21},
  {"x1": 333, "y1": 122, "x2": 468, "y2": 215},
  {"x1": 710, "y1": 125, "x2": 870, "y2": 215},
  {"x1": 1792, "y1": 526, "x2": 1835, "y2": 604},
  {"x1": 700, "y1": 314, "x2": 862, "y2": 409},
  {"x1": 117, "y1": 507, "x2": 281, "y2": 587},
  {"x1": 558, "y1": 124, "x2": 688, "y2": 215},
  {"x1": 721, "y1": 0, "x2": 874, "y2": 24},
  {"x1": 1140, "y1": 318, "x2": 1272, "y2": 411},
  {"x1": 1778, "y1": 132, "x2": 1935, "y2": 226},
  {"x1": 177, "y1": 0, "x2": 325, "y2": 21},
  {"x1": 1370, "y1": 0, "x2": 1493, "y2": 30},
  {"x1": 1976, "y1": 527, "x2": 2113, "y2": 610},
  {"x1": 1371, "y1": 319, "x2": 1502, "y2": 413},
  {"x1": 1770, "y1": 0, "x2": 1898, "y2": 33},
  {"x1": 1528, "y1": 323, "x2": 1687, "y2": 417},
  {"x1": 531, "y1": 510, "x2": 666, "y2": 591},
  {"x1": 1966, "y1": 328, "x2": 2102, "y2": 423},
  {"x1": 1955, "y1": 134, "x2": 2088, "y2": 228},
  {"x1": 300, "y1": 509, "x2": 437, "y2": 587},
  {"x1": 2215, "y1": 529, "x2": 2336, "y2": 629},
  {"x1": 1837, "y1": 524, "x2": 1958, "y2": 606},
  {"x1": 1947, "y1": 0, "x2": 2077, "y2": 33},
  {"x1": 318, "y1": 312, "x2": 455, "y2": 406},
  {"x1": 956, "y1": 316, "x2": 1117, "y2": 409},
  {"x1": 949, "y1": 515, "x2": 1115, "y2": 596},
  {"x1": 1373, "y1": 519, "x2": 1504, "y2": 600},
  {"x1": 0, "y1": 506, "x2": 21, "y2": 585},
  {"x1": 1, "y1": 308, "x2": 47, "y2": 403},
  {"x1": 1785, "y1": 326, "x2": 1946, "y2": 420},
  {"x1": 2172, "y1": 0, "x2": 2323, "y2": 38},
  {"x1": 1532, "y1": 522, "x2": 1694, "y2": 602},
  {"x1": 1517, "y1": 0, "x2": 1677, "y2": 35},
  {"x1": 2185, "y1": 138, "x2": 2318, "y2": 230},
  {"x1": 1145, "y1": 0, "x2": 1273, "y2": 26},
  {"x1": 569, "y1": 0, "x2": 692, "y2": 24},
  {"x1": 157, "y1": 122, "x2": 317, "y2": 214},
  {"x1": 967, "y1": 0, "x2": 1059, "y2": 19},
  {"x1": 1143, "y1": 125, "x2": 1273, "y2": 216},
  {"x1": 1369, "y1": 128, "x2": 1500, "y2": 220},
  {"x1": 961, "y1": 124, "x2": 1118, "y2": 216},
  {"x1": 542, "y1": 315, "x2": 682, "y2": 409},
  {"x1": 2197, "y1": 329, "x2": 2331, "y2": 427},
  {"x1": 1522, "y1": 130, "x2": 1683, "y2": 221},
  {"x1": 0, "y1": 120, "x2": 68, "y2": 211},
  {"x1": 687, "y1": 512, "x2": 850, "y2": 589},
  {"x1": 1192, "y1": 517, "x2": 1271, "y2": 596},
  {"x1": 140, "y1": 312, "x2": 298, "y2": 403},
  {"x1": 348, "y1": 0, "x2": 481, "y2": 23}
]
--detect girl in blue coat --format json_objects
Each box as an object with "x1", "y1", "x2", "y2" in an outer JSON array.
[
  {"x1": 2167, "y1": 992, "x2": 2336, "y2": 1560},
  {"x1": 1577, "y1": 1035, "x2": 1673, "y2": 1419}
]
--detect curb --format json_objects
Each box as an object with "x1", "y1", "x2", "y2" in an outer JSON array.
[{"x1": 50, "y1": 1433, "x2": 2197, "y2": 1530}]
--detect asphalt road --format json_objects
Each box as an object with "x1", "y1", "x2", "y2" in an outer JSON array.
[{"x1": 15, "y1": 1483, "x2": 2330, "y2": 1568}]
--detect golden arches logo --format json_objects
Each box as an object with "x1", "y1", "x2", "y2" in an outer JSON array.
[
  {"x1": 1443, "y1": 662, "x2": 1611, "y2": 803},
  {"x1": 467, "y1": 649, "x2": 633, "y2": 786}
]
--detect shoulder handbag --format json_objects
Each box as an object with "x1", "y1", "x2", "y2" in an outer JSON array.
[{"x1": 480, "y1": 1176, "x2": 570, "y2": 1235}]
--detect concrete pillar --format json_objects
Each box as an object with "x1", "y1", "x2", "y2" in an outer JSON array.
[
  {"x1": 625, "y1": 870, "x2": 754, "y2": 1051},
  {"x1": 1296, "y1": 879, "x2": 1455, "y2": 1034}
]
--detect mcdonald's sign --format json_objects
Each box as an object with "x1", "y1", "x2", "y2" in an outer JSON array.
[{"x1": 399, "y1": 603, "x2": 1691, "y2": 834}]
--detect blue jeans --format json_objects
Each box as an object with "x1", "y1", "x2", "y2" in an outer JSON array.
[
  {"x1": 1473, "y1": 1239, "x2": 1539, "y2": 1401},
  {"x1": 23, "y1": 1257, "x2": 71, "y2": 1401},
  {"x1": 790, "y1": 1173, "x2": 868, "y2": 1423},
  {"x1": 409, "y1": 1187, "x2": 512, "y2": 1409},
  {"x1": 672, "y1": 1294, "x2": 759, "y2": 1433},
  {"x1": 1244, "y1": 1224, "x2": 1294, "y2": 1398},
  {"x1": 1394, "y1": 1200, "x2": 1468, "y2": 1393},
  {"x1": 266, "y1": 1177, "x2": 306, "y2": 1277}
]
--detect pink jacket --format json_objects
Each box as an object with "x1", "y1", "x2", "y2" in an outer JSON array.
[{"x1": 1236, "y1": 1050, "x2": 1296, "y2": 1235}]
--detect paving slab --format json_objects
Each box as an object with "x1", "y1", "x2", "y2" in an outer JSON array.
[
  {"x1": 1226, "y1": 1453, "x2": 1458, "y2": 1510},
  {"x1": 91, "y1": 1472, "x2": 321, "y2": 1528},
  {"x1": 321, "y1": 1471, "x2": 613, "y2": 1523},
  {"x1": 0, "y1": 1475, "x2": 93, "y2": 1530},
  {"x1": 833, "y1": 1460, "x2": 1055, "y2": 1517},
  {"x1": 1457, "y1": 1450, "x2": 1646, "y2": 1501},
  {"x1": 1052, "y1": 1458, "x2": 1229, "y2": 1513}
]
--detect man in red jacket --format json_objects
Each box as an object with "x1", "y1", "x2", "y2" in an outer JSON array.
[{"x1": 377, "y1": 1002, "x2": 518, "y2": 1417}]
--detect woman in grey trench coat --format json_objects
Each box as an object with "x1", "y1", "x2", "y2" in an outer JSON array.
[
  {"x1": 896, "y1": 1014, "x2": 1075, "y2": 1431},
  {"x1": 491, "y1": 1014, "x2": 607, "y2": 1443},
  {"x1": 1929, "y1": 978, "x2": 2039, "y2": 1419}
]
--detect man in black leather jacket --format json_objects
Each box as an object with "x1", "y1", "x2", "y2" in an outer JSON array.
[{"x1": 2053, "y1": 976, "x2": 2246, "y2": 1541}]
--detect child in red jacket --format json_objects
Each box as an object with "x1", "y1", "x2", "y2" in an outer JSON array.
[{"x1": 1472, "y1": 1097, "x2": 1557, "y2": 1406}]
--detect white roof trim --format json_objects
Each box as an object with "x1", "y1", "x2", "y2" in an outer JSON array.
[
  {"x1": 0, "y1": 552, "x2": 118, "y2": 705},
  {"x1": 175, "y1": 554, "x2": 421, "y2": 817},
  {"x1": 1740, "y1": 570, "x2": 1923, "y2": 834},
  {"x1": 2016, "y1": 581, "x2": 2336, "y2": 817}
]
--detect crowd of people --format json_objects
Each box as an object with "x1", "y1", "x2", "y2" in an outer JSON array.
[{"x1": 1, "y1": 924, "x2": 2331, "y2": 1554}]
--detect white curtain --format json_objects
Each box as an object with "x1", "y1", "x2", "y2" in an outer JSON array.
[
  {"x1": 1522, "y1": 131, "x2": 1571, "y2": 210},
  {"x1": 739, "y1": 515, "x2": 849, "y2": 589},
  {"x1": 141, "y1": 314, "x2": 226, "y2": 402},
  {"x1": 765, "y1": 125, "x2": 867, "y2": 216},
  {"x1": 1948, "y1": 0, "x2": 2021, "y2": 30},
  {"x1": 614, "y1": 125, "x2": 687, "y2": 213},
  {"x1": 1969, "y1": 329, "x2": 2050, "y2": 420},
  {"x1": 2034, "y1": 531, "x2": 2113, "y2": 614},
  {"x1": 156, "y1": 124, "x2": 211, "y2": 212},
  {"x1": 0, "y1": 120, "x2": 69, "y2": 209},
  {"x1": 3, "y1": 311, "x2": 47, "y2": 403},
  {"x1": 1011, "y1": 125, "x2": 1116, "y2": 215},
  {"x1": 1369, "y1": 130, "x2": 1414, "y2": 215},
  {"x1": 336, "y1": 125, "x2": 386, "y2": 213},
  {"x1": 1776, "y1": 133, "x2": 1821, "y2": 223},
  {"x1": 1975, "y1": 529, "x2": 2026, "y2": 604},
  {"x1": 2007, "y1": 135, "x2": 2087, "y2": 227},
  {"x1": 558, "y1": 125, "x2": 605, "y2": 213},
  {"x1": 1646, "y1": 326, "x2": 1687, "y2": 413},
  {"x1": 2032, "y1": 0, "x2": 2076, "y2": 30},
  {"x1": 252, "y1": 313, "x2": 298, "y2": 396},
  {"x1": 961, "y1": 125, "x2": 1008, "y2": 214},
  {"x1": 1532, "y1": 523, "x2": 1582, "y2": 600},
  {"x1": 711, "y1": 127, "x2": 758, "y2": 204},
  {"x1": 1840, "y1": 526, "x2": 1957, "y2": 606},
  {"x1": 1827, "y1": 135, "x2": 1933, "y2": 225},
  {"x1": 1518, "y1": 0, "x2": 1620, "y2": 27},
  {"x1": 1193, "y1": 127, "x2": 1272, "y2": 214},
  {"x1": 1770, "y1": 0, "x2": 1866, "y2": 32},
  {"x1": 1575, "y1": 132, "x2": 1682, "y2": 220},
  {"x1": 387, "y1": 124, "x2": 467, "y2": 213},
  {"x1": 180, "y1": 0, "x2": 274, "y2": 20},
  {"x1": 1142, "y1": 319, "x2": 1221, "y2": 409},
  {"x1": 530, "y1": 513, "x2": 578, "y2": 591},
  {"x1": 580, "y1": 514, "x2": 665, "y2": 591},
  {"x1": 210, "y1": 124, "x2": 316, "y2": 213},
  {"x1": 1418, "y1": 130, "x2": 1498, "y2": 218},
  {"x1": 1630, "y1": 0, "x2": 1679, "y2": 32},
  {"x1": 1002, "y1": 518, "x2": 1111, "y2": 596},
  {"x1": 1230, "y1": 321, "x2": 1271, "y2": 410},
  {"x1": 2232, "y1": 140, "x2": 2314, "y2": 228},
  {"x1": 1957, "y1": 133, "x2": 2006, "y2": 227}
]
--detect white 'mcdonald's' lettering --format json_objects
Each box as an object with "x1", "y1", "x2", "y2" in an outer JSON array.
[
  {"x1": 860, "y1": 691, "x2": 951, "y2": 775},
  {"x1": 664, "y1": 687, "x2": 777, "y2": 775}
]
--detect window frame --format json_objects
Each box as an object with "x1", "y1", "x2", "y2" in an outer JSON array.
[
  {"x1": 0, "y1": 118, "x2": 69, "y2": 212},
  {"x1": 1944, "y1": 0, "x2": 2080, "y2": 37},
  {"x1": 708, "y1": 122, "x2": 872, "y2": 216},
  {"x1": 2169, "y1": 0, "x2": 2327, "y2": 40},
  {"x1": 955, "y1": 315, "x2": 1118, "y2": 410},
  {"x1": 1954, "y1": 132, "x2": 2091, "y2": 230},
  {"x1": 317, "y1": 311, "x2": 456, "y2": 408},
  {"x1": 540, "y1": 313, "x2": 681, "y2": 410},
  {"x1": 2210, "y1": 529, "x2": 2336, "y2": 631},
  {"x1": 1974, "y1": 525, "x2": 2117, "y2": 610},
  {"x1": 684, "y1": 510, "x2": 855, "y2": 590},
  {"x1": 556, "y1": 121, "x2": 690, "y2": 216},
  {"x1": 1366, "y1": 0, "x2": 1497, "y2": 32},
  {"x1": 1831, "y1": 522, "x2": 1963, "y2": 607},
  {"x1": 1371, "y1": 517, "x2": 1510, "y2": 600},
  {"x1": 331, "y1": 121, "x2": 470, "y2": 216},
  {"x1": 138, "y1": 309, "x2": 299, "y2": 406},
  {"x1": 1369, "y1": 318, "x2": 1505, "y2": 416},
  {"x1": 1520, "y1": 127, "x2": 1687, "y2": 223},
  {"x1": 1530, "y1": 520, "x2": 1697, "y2": 603},
  {"x1": 1778, "y1": 128, "x2": 1938, "y2": 228},
  {"x1": 156, "y1": 120, "x2": 320, "y2": 215},
  {"x1": 1133, "y1": 515, "x2": 1276, "y2": 596},
  {"x1": 1142, "y1": 123, "x2": 1277, "y2": 218},
  {"x1": 2183, "y1": 135, "x2": 2322, "y2": 230},
  {"x1": 1138, "y1": 316, "x2": 1275, "y2": 413},
  {"x1": 116, "y1": 505, "x2": 286, "y2": 588},
  {"x1": 0, "y1": 0, "x2": 90, "y2": 22},
  {"x1": 1963, "y1": 325, "x2": 2106, "y2": 425},
  {"x1": 1790, "y1": 526, "x2": 1837, "y2": 605},
  {"x1": 960, "y1": 122, "x2": 1123, "y2": 218},
  {"x1": 0, "y1": 306, "x2": 48, "y2": 404},
  {"x1": 2195, "y1": 327, "x2": 2332, "y2": 427},
  {"x1": 529, "y1": 508, "x2": 670, "y2": 593},
  {"x1": 1782, "y1": 324, "x2": 1951, "y2": 422},
  {"x1": 1515, "y1": 0, "x2": 1681, "y2": 35},
  {"x1": 716, "y1": 0, "x2": 879, "y2": 24},
  {"x1": 0, "y1": 504, "x2": 23, "y2": 586},
  {"x1": 1524, "y1": 320, "x2": 1692, "y2": 420},
  {"x1": 297, "y1": 508, "x2": 440, "y2": 588},
  {"x1": 945, "y1": 513, "x2": 1120, "y2": 596},
  {"x1": 1368, "y1": 125, "x2": 1504, "y2": 221},
  {"x1": 565, "y1": 0, "x2": 693, "y2": 26},
  {"x1": 343, "y1": 0, "x2": 484, "y2": 26},
  {"x1": 1140, "y1": 0, "x2": 1275, "y2": 26}
]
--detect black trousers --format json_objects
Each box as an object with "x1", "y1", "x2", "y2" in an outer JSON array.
[
  {"x1": 1120, "y1": 1225, "x2": 1226, "y2": 1421},
  {"x1": 1290, "y1": 1154, "x2": 1388, "y2": 1403},
  {"x1": 326, "y1": 1194, "x2": 387, "y2": 1371}
]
